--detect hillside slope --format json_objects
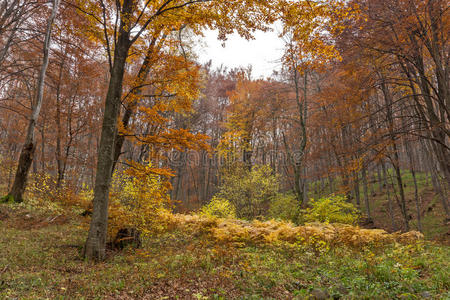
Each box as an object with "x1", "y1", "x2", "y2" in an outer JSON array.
[{"x1": 0, "y1": 204, "x2": 449, "y2": 299}]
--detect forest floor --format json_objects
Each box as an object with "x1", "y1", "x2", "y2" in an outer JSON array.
[
  {"x1": 370, "y1": 185, "x2": 449, "y2": 244},
  {"x1": 367, "y1": 173, "x2": 449, "y2": 244},
  {"x1": 0, "y1": 203, "x2": 449, "y2": 299}
]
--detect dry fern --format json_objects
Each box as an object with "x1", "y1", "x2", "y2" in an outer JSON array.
[{"x1": 159, "y1": 213, "x2": 423, "y2": 248}]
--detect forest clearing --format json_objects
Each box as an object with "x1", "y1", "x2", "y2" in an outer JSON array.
[{"x1": 0, "y1": 0, "x2": 449, "y2": 299}]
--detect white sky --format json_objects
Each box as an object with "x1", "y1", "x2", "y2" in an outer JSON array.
[{"x1": 196, "y1": 25, "x2": 286, "y2": 79}]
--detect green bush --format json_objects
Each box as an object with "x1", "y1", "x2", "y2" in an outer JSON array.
[
  {"x1": 214, "y1": 164, "x2": 280, "y2": 219},
  {"x1": 200, "y1": 196, "x2": 236, "y2": 218},
  {"x1": 303, "y1": 194, "x2": 359, "y2": 224},
  {"x1": 268, "y1": 192, "x2": 300, "y2": 223}
]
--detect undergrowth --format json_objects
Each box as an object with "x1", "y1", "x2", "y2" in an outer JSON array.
[
  {"x1": 162, "y1": 213, "x2": 424, "y2": 249},
  {"x1": 1, "y1": 203, "x2": 448, "y2": 299}
]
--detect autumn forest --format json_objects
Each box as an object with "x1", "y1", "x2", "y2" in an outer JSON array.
[{"x1": 0, "y1": 0, "x2": 449, "y2": 299}]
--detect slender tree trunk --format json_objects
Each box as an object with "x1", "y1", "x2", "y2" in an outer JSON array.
[
  {"x1": 282, "y1": 132, "x2": 303, "y2": 204},
  {"x1": 392, "y1": 144, "x2": 409, "y2": 231},
  {"x1": 408, "y1": 150, "x2": 422, "y2": 232},
  {"x1": 326, "y1": 152, "x2": 335, "y2": 194},
  {"x1": 55, "y1": 55, "x2": 66, "y2": 188},
  {"x1": 391, "y1": 167, "x2": 405, "y2": 229},
  {"x1": 40, "y1": 121, "x2": 46, "y2": 171},
  {"x1": 55, "y1": 95, "x2": 63, "y2": 186},
  {"x1": 377, "y1": 164, "x2": 383, "y2": 194},
  {"x1": 353, "y1": 172, "x2": 361, "y2": 207},
  {"x1": 206, "y1": 162, "x2": 212, "y2": 201},
  {"x1": 5, "y1": 0, "x2": 59, "y2": 203},
  {"x1": 362, "y1": 167, "x2": 371, "y2": 220},
  {"x1": 382, "y1": 162, "x2": 396, "y2": 231}
]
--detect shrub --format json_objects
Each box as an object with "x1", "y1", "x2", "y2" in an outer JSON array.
[
  {"x1": 215, "y1": 164, "x2": 280, "y2": 219},
  {"x1": 0, "y1": 155, "x2": 15, "y2": 195},
  {"x1": 303, "y1": 194, "x2": 359, "y2": 224},
  {"x1": 22, "y1": 173, "x2": 71, "y2": 213},
  {"x1": 200, "y1": 196, "x2": 236, "y2": 218},
  {"x1": 106, "y1": 162, "x2": 172, "y2": 240},
  {"x1": 268, "y1": 192, "x2": 300, "y2": 223}
]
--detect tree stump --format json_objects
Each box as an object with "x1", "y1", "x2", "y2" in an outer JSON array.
[{"x1": 110, "y1": 228, "x2": 142, "y2": 250}]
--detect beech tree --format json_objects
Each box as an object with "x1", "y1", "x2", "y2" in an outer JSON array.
[
  {"x1": 4, "y1": 0, "x2": 60, "y2": 203},
  {"x1": 76, "y1": 0, "x2": 276, "y2": 260}
]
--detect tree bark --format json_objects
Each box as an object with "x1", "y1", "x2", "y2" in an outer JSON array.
[
  {"x1": 55, "y1": 54, "x2": 66, "y2": 188},
  {"x1": 381, "y1": 161, "x2": 396, "y2": 231},
  {"x1": 83, "y1": 0, "x2": 133, "y2": 261},
  {"x1": 353, "y1": 172, "x2": 361, "y2": 207},
  {"x1": 406, "y1": 142, "x2": 422, "y2": 232},
  {"x1": 362, "y1": 167, "x2": 371, "y2": 220},
  {"x1": 110, "y1": 33, "x2": 163, "y2": 173}
]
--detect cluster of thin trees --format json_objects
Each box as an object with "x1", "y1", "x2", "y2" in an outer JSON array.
[
  {"x1": 0, "y1": 0, "x2": 448, "y2": 259},
  {"x1": 167, "y1": 0, "x2": 450, "y2": 232}
]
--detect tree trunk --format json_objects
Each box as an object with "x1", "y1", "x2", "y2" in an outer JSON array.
[
  {"x1": 54, "y1": 54, "x2": 66, "y2": 188},
  {"x1": 377, "y1": 164, "x2": 383, "y2": 194},
  {"x1": 282, "y1": 132, "x2": 303, "y2": 205},
  {"x1": 408, "y1": 150, "x2": 422, "y2": 232},
  {"x1": 362, "y1": 167, "x2": 371, "y2": 220},
  {"x1": 392, "y1": 149, "x2": 409, "y2": 232},
  {"x1": 353, "y1": 172, "x2": 361, "y2": 207},
  {"x1": 5, "y1": 0, "x2": 59, "y2": 203},
  {"x1": 381, "y1": 162, "x2": 396, "y2": 231},
  {"x1": 111, "y1": 38, "x2": 159, "y2": 173},
  {"x1": 83, "y1": 0, "x2": 133, "y2": 261}
]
